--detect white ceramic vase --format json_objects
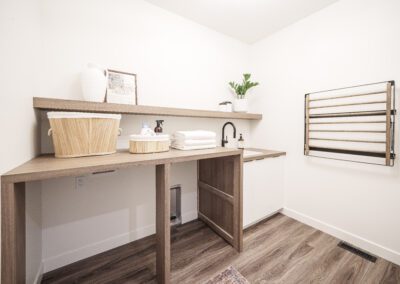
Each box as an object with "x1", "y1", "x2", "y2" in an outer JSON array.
[
  {"x1": 233, "y1": 98, "x2": 248, "y2": 112},
  {"x1": 81, "y1": 63, "x2": 107, "y2": 102}
]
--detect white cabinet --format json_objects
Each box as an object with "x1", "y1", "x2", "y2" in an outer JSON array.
[{"x1": 243, "y1": 156, "x2": 284, "y2": 228}]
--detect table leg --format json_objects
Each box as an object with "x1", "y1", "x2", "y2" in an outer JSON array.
[
  {"x1": 156, "y1": 164, "x2": 171, "y2": 284},
  {"x1": 1, "y1": 182, "x2": 26, "y2": 284},
  {"x1": 233, "y1": 154, "x2": 243, "y2": 252}
]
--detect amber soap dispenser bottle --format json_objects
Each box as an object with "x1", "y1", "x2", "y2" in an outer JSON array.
[{"x1": 154, "y1": 120, "x2": 164, "y2": 133}]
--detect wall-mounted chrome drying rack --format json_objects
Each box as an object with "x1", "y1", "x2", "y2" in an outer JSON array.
[{"x1": 304, "y1": 81, "x2": 396, "y2": 166}]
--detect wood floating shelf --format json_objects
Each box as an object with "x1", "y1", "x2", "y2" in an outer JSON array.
[{"x1": 33, "y1": 97, "x2": 262, "y2": 120}]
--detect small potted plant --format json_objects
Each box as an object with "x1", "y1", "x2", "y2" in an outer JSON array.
[{"x1": 229, "y1": 73, "x2": 259, "y2": 112}]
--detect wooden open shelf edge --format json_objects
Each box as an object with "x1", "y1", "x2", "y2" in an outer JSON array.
[{"x1": 33, "y1": 97, "x2": 262, "y2": 120}]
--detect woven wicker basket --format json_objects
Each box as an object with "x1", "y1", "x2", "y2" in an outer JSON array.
[
  {"x1": 129, "y1": 134, "x2": 170, "y2": 154},
  {"x1": 48, "y1": 112, "x2": 121, "y2": 158}
]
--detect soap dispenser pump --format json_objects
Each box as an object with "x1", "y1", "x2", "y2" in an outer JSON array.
[{"x1": 154, "y1": 120, "x2": 164, "y2": 133}]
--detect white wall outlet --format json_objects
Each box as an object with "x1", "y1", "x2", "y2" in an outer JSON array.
[{"x1": 75, "y1": 176, "x2": 85, "y2": 190}]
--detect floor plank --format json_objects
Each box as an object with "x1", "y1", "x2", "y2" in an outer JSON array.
[{"x1": 42, "y1": 214, "x2": 400, "y2": 284}]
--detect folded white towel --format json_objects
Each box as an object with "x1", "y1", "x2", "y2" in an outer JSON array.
[
  {"x1": 173, "y1": 130, "x2": 216, "y2": 140},
  {"x1": 172, "y1": 139, "x2": 216, "y2": 147},
  {"x1": 171, "y1": 144, "x2": 217, "y2": 151}
]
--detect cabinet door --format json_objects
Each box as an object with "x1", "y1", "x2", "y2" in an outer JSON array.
[
  {"x1": 198, "y1": 155, "x2": 242, "y2": 251},
  {"x1": 243, "y1": 157, "x2": 284, "y2": 228}
]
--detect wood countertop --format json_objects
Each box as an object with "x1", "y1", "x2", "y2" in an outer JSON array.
[
  {"x1": 1, "y1": 147, "x2": 241, "y2": 183},
  {"x1": 243, "y1": 148, "x2": 286, "y2": 162},
  {"x1": 1, "y1": 147, "x2": 286, "y2": 183}
]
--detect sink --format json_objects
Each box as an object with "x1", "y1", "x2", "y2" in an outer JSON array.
[{"x1": 243, "y1": 150, "x2": 263, "y2": 158}]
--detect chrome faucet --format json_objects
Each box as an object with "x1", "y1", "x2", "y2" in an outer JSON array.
[{"x1": 222, "y1": 122, "x2": 237, "y2": 147}]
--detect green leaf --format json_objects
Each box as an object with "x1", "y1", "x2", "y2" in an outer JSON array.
[{"x1": 228, "y1": 73, "x2": 259, "y2": 97}]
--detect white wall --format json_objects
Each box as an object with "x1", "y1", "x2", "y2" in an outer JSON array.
[
  {"x1": 250, "y1": 0, "x2": 400, "y2": 264},
  {"x1": 38, "y1": 0, "x2": 251, "y2": 273},
  {"x1": 0, "y1": 0, "x2": 41, "y2": 174},
  {"x1": 40, "y1": 0, "x2": 249, "y2": 109},
  {"x1": 0, "y1": 0, "x2": 43, "y2": 282}
]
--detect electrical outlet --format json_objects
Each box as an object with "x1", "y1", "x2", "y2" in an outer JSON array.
[{"x1": 75, "y1": 176, "x2": 85, "y2": 190}]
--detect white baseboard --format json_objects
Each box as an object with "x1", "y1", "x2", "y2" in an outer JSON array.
[
  {"x1": 282, "y1": 208, "x2": 400, "y2": 266},
  {"x1": 40, "y1": 208, "x2": 399, "y2": 274},
  {"x1": 243, "y1": 209, "x2": 282, "y2": 229},
  {"x1": 43, "y1": 211, "x2": 198, "y2": 273}
]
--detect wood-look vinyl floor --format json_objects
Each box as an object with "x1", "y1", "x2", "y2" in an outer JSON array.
[{"x1": 42, "y1": 214, "x2": 400, "y2": 283}]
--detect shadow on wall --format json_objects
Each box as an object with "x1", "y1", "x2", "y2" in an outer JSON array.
[{"x1": 41, "y1": 162, "x2": 197, "y2": 227}]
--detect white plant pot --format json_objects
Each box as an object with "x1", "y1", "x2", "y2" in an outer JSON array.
[
  {"x1": 233, "y1": 98, "x2": 248, "y2": 113},
  {"x1": 81, "y1": 63, "x2": 107, "y2": 102}
]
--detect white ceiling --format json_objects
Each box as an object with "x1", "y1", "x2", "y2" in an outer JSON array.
[{"x1": 144, "y1": 0, "x2": 338, "y2": 43}]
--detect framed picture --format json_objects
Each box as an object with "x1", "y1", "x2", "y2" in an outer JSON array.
[{"x1": 106, "y1": 69, "x2": 137, "y2": 105}]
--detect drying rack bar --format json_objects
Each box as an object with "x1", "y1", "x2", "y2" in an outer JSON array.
[
  {"x1": 309, "y1": 121, "x2": 386, "y2": 124},
  {"x1": 310, "y1": 110, "x2": 395, "y2": 119},
  {"x1": 310, "y1": 138, "x2": 385, "y2": 144},
  {"x1": 309, "y1": 146, "x2": 395, "y2": 159},
  {"x1": 310, "y1": 130, "x2": 385, "y2": 133},
  {"x1": 309, "y1": 91, "x2": 387, "y2": 102},
  {"x1": 309, "y1": 100, "x2": 386, "y2": 109},
  {"x1": 307, "y1": 80, "x2": 394, "y2": 95}
]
